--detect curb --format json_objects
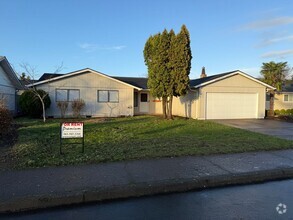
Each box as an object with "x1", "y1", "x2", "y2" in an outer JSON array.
[{"x1": 1, "y1": 168, "x2": 293, "y2": 213}]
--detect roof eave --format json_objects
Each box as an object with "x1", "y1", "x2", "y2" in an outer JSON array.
[
  {"x1": 28, "y1": 68, "x2": 143, "y2": 90},
  {"x1": 191, "y1": 70, "x2": 276, "y2": 90},
  {"x1": 0, "y1": 56, "x2": 23, "y2": 89},
  {"x1": 278, "y1": 91, "x2": 293, "y2": 93}
]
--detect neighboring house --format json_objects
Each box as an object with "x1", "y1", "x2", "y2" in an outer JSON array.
[
  {"x1": 272, "y1": 80, "x2": 293, "y2": 110},
  {"x1": 28, "y1": 68, "x2": 275, "y2": 119},
  {"x1": 0, "y1": 56, "x2": 23, "y2": 115}
]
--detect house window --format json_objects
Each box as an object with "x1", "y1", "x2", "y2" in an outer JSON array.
[
  {"x1": 284, "y1": 94, "x2": 293, "y2": 102},
  {"x1": 266, "y1": 94, "x2": 270, "y2": 101},
  {"x1": 98, "y1": 90, "x2": 108, "y2": 102},
  {"x1": 109, "y1": 91, "x2": 119, "y2": 102},
  {"x1": 56, "y1": 89, "x2": 67, "y2": 101},
  {"x1": 69, "y1": 90, "x2": 80, "y2": 101},
  {"x1": 134, "y1": 92, "x2": 138, "y2": 107},
  {"x1": 98, "y1": 90, "x2": 119, "y2": 103},
  {"x1": 56, "y1": 89, "x2": 80, "y2": 102},
  {"x1": 141, "y1": 93, "x2": 148, "y2": 102}
]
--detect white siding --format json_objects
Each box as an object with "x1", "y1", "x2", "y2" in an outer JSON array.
[
  {"x1": 0, "y1": 66, "x2": 16, "y2": 112},
  {"x1": 148, "y1": 90, "x2": 199, "y2": 119},
  {"x1": 274, "y1": 93, "x2": 293, "y2": 110},
  {"x1": 172, "y1": 91, "x2": 199, "y2": 118},
  {"x1": 199, "y1": 74, "x2": 266, "y2": 119},
  {"x1": 36, "y1": 71, "x2": 134, "y2": 117}
]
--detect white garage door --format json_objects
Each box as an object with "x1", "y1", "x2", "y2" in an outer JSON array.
[{"x1": 206, "y1": 93, "x2": 258, "y2": 119}]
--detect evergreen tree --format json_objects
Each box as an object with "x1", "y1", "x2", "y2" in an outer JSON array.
[
  {"x1": 167, "y1": 25, "x2": 192, "y2": 118},
  {"x1": 171, "y1": 25, "x2": 192, "y2": 97},
  {"x1": 19, "y1": 72, "x2": 31, "y2": 81},
  {"x1": 144, "y1": 25, "x2": 192, "y2": 119}
]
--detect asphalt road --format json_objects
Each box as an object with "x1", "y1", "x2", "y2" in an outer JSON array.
[{"x1": 3, "y1": 179, "x2": 293, "y2": 220}]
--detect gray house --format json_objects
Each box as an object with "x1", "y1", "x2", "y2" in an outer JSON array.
[{"x1": 0, "y1": 56, "x2": 23, "y2": 115}]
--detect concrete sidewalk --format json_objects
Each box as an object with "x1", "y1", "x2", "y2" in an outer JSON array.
[{"x1": 1, "y1": 149, "x2": 293, "y2": 213}]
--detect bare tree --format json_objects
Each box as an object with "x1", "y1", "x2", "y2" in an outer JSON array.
[
  {"x1": 19, "y1": 62, "x2": 64, "y2": 122},
  {"x1": 57, "y1": 101, "x2": 69, "y2": 118},
  {"x1": 72, "y1": 99, "x2": 85, "y2": 118}
]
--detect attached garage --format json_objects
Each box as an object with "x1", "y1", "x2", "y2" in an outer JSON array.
[
  {"x1": 189, "y1": 70, "x2": 276, "y2": 120},
  {"x1": 206, "y1": 92, "x2": 258, "y2": 119}
]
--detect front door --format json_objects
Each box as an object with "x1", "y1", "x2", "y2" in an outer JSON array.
[{"x1": 139, "y1": 93, "x2": 149, "y2": 113}]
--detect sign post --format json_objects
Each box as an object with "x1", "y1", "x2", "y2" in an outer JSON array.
[{"x1": 60, "y1": 122, "x2": 84, "y2": 154}]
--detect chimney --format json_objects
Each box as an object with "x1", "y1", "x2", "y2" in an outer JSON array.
[{"x1": 200, "y1": 67, "x2": 207, "y2": 78}]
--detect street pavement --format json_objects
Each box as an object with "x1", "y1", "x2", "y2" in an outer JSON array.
[
  {"x1": 1, "y1": 149, "x2": 293, "y2": 213},
  {"x1": 3, "y1": 179, "x2": 293, "y2": 219}
]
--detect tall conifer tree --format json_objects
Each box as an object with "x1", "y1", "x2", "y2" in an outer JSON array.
[{"x1": 144, "y1": 25, "x2": 192, "y2": 119}]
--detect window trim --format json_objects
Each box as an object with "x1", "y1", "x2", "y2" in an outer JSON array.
[
  {"x1": 97, "y1": 90, "x2": 109, "y2": 103},
  {"x1": 97, "y1": 90, "x2": 119, "y2": 103},
  {"x1": 284, "y1": 94, "x2": 293, "y2": 102},
  {"x1": 55, "y1": 89, "x2": 80, "y2": 102}
]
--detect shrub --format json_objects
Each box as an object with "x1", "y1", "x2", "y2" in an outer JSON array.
[
  {"x1": 280, "y1": 109, "x2": 286, "y2": 115},
  {"x1": 71, "y1": 99, "x2": 85, "y2": 118},
  {"x1": 0, "y1": 103, "x2": 13, "y2": 137},
  {"x1": 19, "y1": 89, "x2": 51, "y2": 117},
  {"x1": 57, "y1": 101, "x2": 69, "y2": 118},
  {"x1": 285, "y1": 109, "x2": 292, "y2": 115},
  {"x1": 274, "y1": 109, "x2": 280, "y2": 115},
  {"x1": 290, "y1": 109, "x2": 293, "y2": 115}
]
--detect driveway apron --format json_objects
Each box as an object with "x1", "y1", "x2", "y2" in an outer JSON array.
[{"x1": 214, "y1": 119, "x2": 293, "y2": 140}]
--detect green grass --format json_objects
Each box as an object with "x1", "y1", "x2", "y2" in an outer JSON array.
[{"x1": 11, "y1": 116, "x2": 293, "y2": 169}]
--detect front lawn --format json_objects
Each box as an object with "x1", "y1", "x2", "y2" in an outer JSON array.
[{"x1": 9, "y1": 116, "x2": 293, "y2": 169}]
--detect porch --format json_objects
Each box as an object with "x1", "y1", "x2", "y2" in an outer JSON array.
[{"x1": 133, "y1": 90, "x2": 161, "y2": 115}]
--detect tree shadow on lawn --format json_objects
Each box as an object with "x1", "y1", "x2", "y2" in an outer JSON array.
[
  {"x1": 85, "y1": 116, "x2": 155, "y2": 128},
  {"x1": 16, "y1": 116, "x2": 154, "y2": 142},
  {"x1": 139, "y1": 124, "x2": 185, "y2": 136},
  {"x1": 0, "y1": 123, "x2": 19, "y2": 170}
]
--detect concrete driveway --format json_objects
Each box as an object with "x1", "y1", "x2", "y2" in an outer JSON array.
[{"x1": 214, "y1": 119, "x2": 293, "y2": 140}]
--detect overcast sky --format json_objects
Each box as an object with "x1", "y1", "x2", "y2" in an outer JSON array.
[{"x1": 1, "y1": 0, "x2": 293, "y2": 79}]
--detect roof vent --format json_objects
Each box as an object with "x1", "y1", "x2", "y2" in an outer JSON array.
[{"x1": 200, "y1": 67, "x2": 207, "y2": 78}]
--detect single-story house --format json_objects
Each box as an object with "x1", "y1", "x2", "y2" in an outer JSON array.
[
  {"x1": 270, "y1": 80, "x2": 293, "y2": 110},
  {"x1": 0, "y1": 56, "x2": 23, "y2": 115},
  {"x1": 28, "y1": 68, "x2": 275, "y2": 119}
]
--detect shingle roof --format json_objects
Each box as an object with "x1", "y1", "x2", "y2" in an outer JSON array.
[
  {"x1": 37, "y1": 73, "x2": 149, "y2": 89},
  {"x1": 189, "y1": 71, "x2": 235, "y2": 87},
  {"x1": 35, "y1": 70, "x2": 273, "y2": 90},
  {"x1": 39, "y1": 73, "x2": 64, "y2": 81},
  {"x1": 36, "y1": 71, "x2": 238, "y2": 89},
  {"x1": 112, "y1": 77, "x2": 148, "y2": 89},
  {"x1": 282, "y1": 80, "x2": 293, "y2": 92}
]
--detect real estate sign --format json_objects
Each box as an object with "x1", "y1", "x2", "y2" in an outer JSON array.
[{"x1": 61, "y1": 122, "x2": 84, "y2": 138}]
